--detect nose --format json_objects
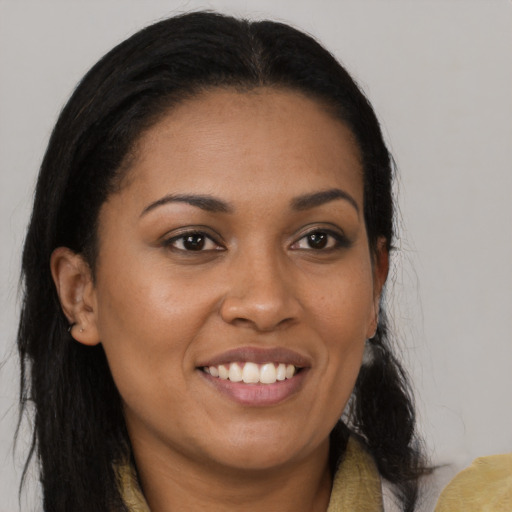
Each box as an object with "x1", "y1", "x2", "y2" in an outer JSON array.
[{"x1": 219, "y1": 249, "x2": 301, "y2": 332}]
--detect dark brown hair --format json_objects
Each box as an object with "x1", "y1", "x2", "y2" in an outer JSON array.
[{"x1": 18, "y1": 11, "x2": 426, "y2": 511}]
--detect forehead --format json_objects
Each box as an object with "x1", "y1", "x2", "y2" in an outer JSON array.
[{"x1": 118, "y1": 87, "x2": 364, "y2": 208}]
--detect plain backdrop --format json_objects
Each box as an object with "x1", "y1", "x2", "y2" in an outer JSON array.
[{"x1": 1, "y1": 0, "x2": 511, "y2": 510}]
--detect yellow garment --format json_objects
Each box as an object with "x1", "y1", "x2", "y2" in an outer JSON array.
[
  {"x1": 434, "y1": 453, "x2": 512, "y2": 512},
  {"x1": 117, "y1": 436, "x2": 383, "y2": 511},
  {"x1": 117, "y1": 460, "x2": 150, "y2": 512},
  {"x1": 327, "y1": 436, "x2": 383, "y2": 512}
]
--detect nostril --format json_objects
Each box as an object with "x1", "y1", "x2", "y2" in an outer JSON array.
[{"x1": 226, "y1": 313, "x2": 297, "y2": 332}]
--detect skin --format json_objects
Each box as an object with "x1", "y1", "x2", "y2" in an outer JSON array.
[{"x1": 51, "y1": 88, "x2": 388, "y2": 512}]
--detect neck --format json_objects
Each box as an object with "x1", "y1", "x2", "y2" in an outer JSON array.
[{"x1": 131, "y1": 437, "x2": 332, "y2": 512}]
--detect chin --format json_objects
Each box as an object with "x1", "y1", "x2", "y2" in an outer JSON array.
[{"x1": 201, "y1": 421, "x2": 326, "y2": 472}]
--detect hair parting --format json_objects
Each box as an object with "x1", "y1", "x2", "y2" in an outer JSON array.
[{"x1": 18, "y1": 11, "x2": 428, "y2": 511}]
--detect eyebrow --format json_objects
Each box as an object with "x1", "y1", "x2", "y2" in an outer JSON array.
[
  {"x1": 140, "y1": 194, "x2": 233, "y2": 216},
  {"x1": 291, "y1": 188, "x2": 359, "y2": 214},
  {"x1": 140, "y1": 187, "x2": 359, "y2": 217}
]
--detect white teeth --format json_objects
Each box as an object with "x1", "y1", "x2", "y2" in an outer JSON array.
[
  {"x1": 228, "y1": 362, "x2": 243, "y2": 382},
  {"x1": 218, "y1": 364, "x2": 229, "y2": 380},
  {"x1": 204, "y1": 361, "x2": 299, "y2": 384},
  {"x1": 242, "y1": 362, "x2": 260, "y2": 383},
  {"x1": 276, "y1": 363, "x2": 286, "y2": 381},
  {"x1": 260, "y1": 363, "x2": 277, "y2": 384}
]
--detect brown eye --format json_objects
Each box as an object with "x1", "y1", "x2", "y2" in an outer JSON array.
[
  {"x1": 291, "y1": 229, "x2": 349, "y2": 251},
  {"x1": 306, "y1": 232, "x2": 328, "y2": 249},
  {"x1": 165, "y1": 231, "x2": 221, "y2": 252},
  {"x1": 183, "y1": 234, "x2": 206, "y2": 251}
]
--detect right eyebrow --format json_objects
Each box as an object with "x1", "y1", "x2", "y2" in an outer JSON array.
[
  {"x1": 290, "y1": 188, "x2": 360, "y2": 215},
  {"x1": 140, "y1": 194, "x2": 233, "y2": 217}
]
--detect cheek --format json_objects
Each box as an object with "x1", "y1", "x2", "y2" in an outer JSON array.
[
  {"x1": 317, "y1": 299, "x2": 366, "y2": 390},
  {"x1": 309, "y1": 261, "x2": 375, "y2": 346},
  {"x1": 93, "y1": 277, "x2": 214, "y2": 440},
  {"x1": 95, "y1": 249, "x2": 210, "y2": 341},
  {"x1": 92, "y1": 257, "x2": 215, "y2": 399},
  {"x1": 306, "y1": 263, "x2": 374, "y2": 411}
]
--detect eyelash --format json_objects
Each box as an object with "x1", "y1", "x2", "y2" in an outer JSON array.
[
  {"x1": 163, "y1": 230, "x2": 224, "y2": 252},
  {"x1": 163, "y1": 228, "x2": 350, "y2": 253},
  {"x1": 291, "y1": 229, "x2": 350, "y2": 251}
]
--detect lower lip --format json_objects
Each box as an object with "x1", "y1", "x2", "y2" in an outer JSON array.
[{"x1": 199, "y1": 369, "x2": 308, "y2": 406}]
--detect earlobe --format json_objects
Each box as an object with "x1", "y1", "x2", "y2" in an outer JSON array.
[{"x1": 50, "y1": 247, "x2": 100, "y2": 346}]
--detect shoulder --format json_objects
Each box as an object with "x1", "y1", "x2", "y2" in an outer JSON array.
[{"x1": 434, "y1": 453, "x2": 512, "y2": 512}]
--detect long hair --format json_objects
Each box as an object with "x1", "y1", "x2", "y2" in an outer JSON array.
[{"x1": 18, "y1": 11, "x2": 427, "y2": 511}]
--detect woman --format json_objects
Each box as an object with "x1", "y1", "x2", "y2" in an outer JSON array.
[{"x1": 18, "y1": 12, "x2": 427, "y2": 511}]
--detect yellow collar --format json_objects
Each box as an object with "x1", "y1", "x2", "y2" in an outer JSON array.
[
  {"x1": 327, "y1": 436, "x2": 383, "y2": 512},
  {"x1": 117, "y1": 437, "x2": 383, "y2": 511}
]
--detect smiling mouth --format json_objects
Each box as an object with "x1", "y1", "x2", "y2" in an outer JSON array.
[{"x1": 202, "y1": 362, "x2": 300, "y2": 384}]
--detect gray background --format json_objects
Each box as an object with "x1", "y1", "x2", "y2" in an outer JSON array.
[{"x1": 1, "y1": 0, "x2": 511, "y2": 510}]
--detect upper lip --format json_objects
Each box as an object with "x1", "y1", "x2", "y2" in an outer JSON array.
[{"x1": 197, "y1": 347, "x2": 311, "y2": 368}]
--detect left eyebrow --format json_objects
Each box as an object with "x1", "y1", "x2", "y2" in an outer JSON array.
[
  {"x1": 290, "y1": 188, "x2": 360, "y2": 214},
  {"x1": 140, "y1": 194, "x2": 233, "y2": 217}
]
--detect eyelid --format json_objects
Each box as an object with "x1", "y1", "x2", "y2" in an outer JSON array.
[
  {"x1": 161, "y1": 227, "x2": 225, "y2": 252},
  {"x1": 290, "y1": 225, "x2": 351, "y2": 250}
]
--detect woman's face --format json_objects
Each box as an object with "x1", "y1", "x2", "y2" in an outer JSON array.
[{"x1": 85, "y1": 88, "x2": 386, "y2": 473}]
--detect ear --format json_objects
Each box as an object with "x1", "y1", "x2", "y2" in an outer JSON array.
[
  {"x1": 50, "y1": 247, "x2": 100, "y2": 346},
  {"x1": 367, "y1": 237, "x2": 389, "y2": 339}
]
